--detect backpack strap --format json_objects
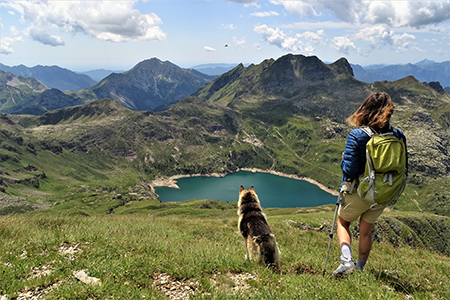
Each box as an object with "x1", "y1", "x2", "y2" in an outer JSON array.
[
  {"x1": 361, "y1": 125, "x2": 395, "y2": 138},
  {"x1": 360, "y1": 126, "x2": 375, "y2": 138}
]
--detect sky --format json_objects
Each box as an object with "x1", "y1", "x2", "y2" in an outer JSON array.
[{"x1": 0, "y1": 0, "x2": 449, "y2": 72}]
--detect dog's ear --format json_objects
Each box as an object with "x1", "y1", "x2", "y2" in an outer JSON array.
[
  {"x1": 250, "y1": 185, "x2": 255, "y2": 192},
  {"x1": 240, "y1": 185, "x2": 245, "y2": 192}
]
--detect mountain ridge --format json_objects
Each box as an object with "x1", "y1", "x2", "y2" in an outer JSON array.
[
  {"x1": 0, "y1": 63, "x2": 96, "y2": 91},
  {"x1": 351, "y1": 60, "x2": 450, "y2": 89},
  {"x1": 9, "y1": 88, "x2": 83, "y2": 116},
  {"x1": 73, "y1": 57, "x2": 216, "y2": 111}
]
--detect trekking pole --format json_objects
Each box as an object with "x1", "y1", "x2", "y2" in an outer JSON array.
[{"x1": 323, "y1": 190, "x2": 344, "y2": 276}]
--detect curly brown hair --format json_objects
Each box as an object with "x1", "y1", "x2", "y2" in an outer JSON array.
[{"x1": 347, "y1": 91, "x2": 394, "y2": 131}]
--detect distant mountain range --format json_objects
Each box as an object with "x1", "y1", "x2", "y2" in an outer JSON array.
[
  {"x1": 1, "y1": 56, "x2": 448, "y2": 116},
  {"x1": 351, "y1": 59, "x2": 450, "y2": 91},
  {"x1": 0, "y1": 58, "x2": 216, "y2": 114},
  {"x1": 0, "y1": 63, "x2": 96, "y2": 91},
  {"x1": 191, "y1": 63, "x2": 242, "y2": 76},
  {"x1": 78, "y1": 69, "x2": 124, "y2": 82}
]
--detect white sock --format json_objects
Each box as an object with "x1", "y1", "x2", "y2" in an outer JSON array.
[{"x1": 341, "y1": 244, "x2": 352, "y2": 260}]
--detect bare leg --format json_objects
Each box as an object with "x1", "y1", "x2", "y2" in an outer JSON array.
[
  {"x1": 358, "y1": 218, "x2": 374, "y2": 260},
  {"x1": 332, "y1": 216, "x2": 356, "y2": 276},
  {"x1": 337, "y1": 216, "x2": 352, "y2": 247}
]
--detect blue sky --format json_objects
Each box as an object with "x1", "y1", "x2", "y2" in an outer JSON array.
[{"x1": 0, "y1": 0, "x2": 449, "y2": 72}]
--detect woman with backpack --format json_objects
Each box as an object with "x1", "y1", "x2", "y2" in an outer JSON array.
[{"x1": 332, "y1": 91, "x2": 408, "y2": 277}]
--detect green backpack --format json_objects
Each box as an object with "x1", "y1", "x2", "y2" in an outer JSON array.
[{"x1": 357, "y1": 126, "x2": 407, "y2": 209}]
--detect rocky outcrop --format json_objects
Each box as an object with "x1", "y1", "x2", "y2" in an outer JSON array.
[
  {"x1": 0, "y1": 193, "x2": 50, "y2": 215},
  {"x1": 423, "y1": 81, "x2": 446, "y2": 94}
]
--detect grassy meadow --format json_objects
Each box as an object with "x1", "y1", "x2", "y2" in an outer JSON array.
[{"x1": 1, "y1": 200, "x2": 449, "y2": 299}]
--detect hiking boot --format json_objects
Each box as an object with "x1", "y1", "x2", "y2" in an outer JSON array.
[{"x1": 332, "y1": 256, "x2": 356, "y2": 278}]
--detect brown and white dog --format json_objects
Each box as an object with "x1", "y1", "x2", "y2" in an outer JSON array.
[{"x1": 237, "y1": 185, "x2": 281, "y2": 271}]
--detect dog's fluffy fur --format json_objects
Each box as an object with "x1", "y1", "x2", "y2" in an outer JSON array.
[{"x1": 238, "y1": 185, "x2": 281, "y2": 271}]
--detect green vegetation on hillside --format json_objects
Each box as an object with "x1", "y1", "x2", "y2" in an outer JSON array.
[
  {"x1": 1, "y1": 54, "x2": 450, "y2": 299},
  {"x1": 0, "y1": 54, "x2": 449, "y2": 218},
  {"x1": 1, "y1": 205, "x2": 449, "y2": 299}
]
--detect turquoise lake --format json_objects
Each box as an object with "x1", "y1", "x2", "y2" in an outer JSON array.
[{"x1": 154, "y1": 171, "x2": 337, "y2": 208}]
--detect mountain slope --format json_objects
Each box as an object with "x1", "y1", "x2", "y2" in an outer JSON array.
[
  {"x1": 1, "y1": 210, "x2": 449, "y2": 299},
  {"x1": 9, "y1": 88, "x2": 83, "y2": 116},
  {"x1": 1, "y1": 54, "x2": 450, "y2": 219},
  {"x1": 0, "y1": 70, "x2": 49, "y2": 112},
  {"x1": 195, "y1": 54, "x2": 365, "y2": 121},
  {"x1": 0, "y1": 63, "x2": 96, "y2": 91},
  {"x1": 75, "y1": 58, "x2": 216, "y2": 111}
]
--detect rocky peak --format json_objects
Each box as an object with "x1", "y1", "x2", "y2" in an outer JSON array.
[
  {"x1": 330, "y1": 57, "x2": 354, "y2": 77},
  {"x1": 423, "y1": 81, "x2": 446, "y2": 94},
  {"x1": 86, "y1": 58, "x2": 215, "y2": 111},
  {"x1": 126, "y1": 57, "x2": 179, "y2": 76}
]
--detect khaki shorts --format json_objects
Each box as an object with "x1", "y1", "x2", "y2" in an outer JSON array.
[{"x1": 338, "y1": 192, "x2": 384, "y2": 224}]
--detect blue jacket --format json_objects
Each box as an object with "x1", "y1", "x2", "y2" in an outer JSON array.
[{"x1": 341, "y1": 127, "x2": 408, "y2": 182}]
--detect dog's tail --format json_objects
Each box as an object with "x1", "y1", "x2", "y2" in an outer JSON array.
[{"x1": 256, "y1": 233, "x2": 281, "y2": 272}]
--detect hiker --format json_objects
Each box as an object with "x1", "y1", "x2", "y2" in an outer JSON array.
[{"x1": 332, "y1": 91, "x2": 408, "y2": 277}]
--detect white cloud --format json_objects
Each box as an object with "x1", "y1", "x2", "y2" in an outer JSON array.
[
  {"x1": 227, "y1": 0, "x2": 260, "y2": 7},
  {"x1": 255, "y1": 21, "x2": 424, "y2": 57},
  {"x1": 282, "y1": 21, "x2": 353, "y2": 30},
  {"x1": 222, "y1": 24, "x2": 237, "y2": 30},
  {"x1": 271, "y1": 0, "x2": 450, "y2": 28},
  {"x1": 354, "y1": 25, "x2": 393, "y2": 46},
  {"x1": 270, "y1": 0, "x2": 364, "y2": 23},
  {"x1": 365, "y1": 1, "x2": 450, "y2": 28},
  {"x1": 331, "y1": 36, "x2": 356, "y2": 55},
  {"x1": 0, "y1": 36, "x2": 23, "y2": 55},
  {"x1": 204, "y1": 46, "x2": 217, "y2": 52},
  {"x1": 298, "y1": 29, "x2": 326, "y2": 45},
  {"x1": 233, "y1": 36, "x2": 246, "y2": 49},
  {"x1": 27, "y1": 26, "x2": 65, "y2": 46},
  {"x1": 10, "y1": 26, "x2": 19, "y2": 36},
  {"x1": 254, "y1": 24, "x2": 287, "y2": 48},
  {"x1": 3, "y1": 0, "x2": 167, "y2": 45},
  {"x1": 253, "y1": 42, "x2": 262, "y2": 51},
  {"x1": 354, "y1": 25, "x2": 419, "y2": 52},
  {"x1": 392, "y1": 33, "x2": 418, "y2": 51},
  {"x1": 435, "y1": 48, "x2": 448, "y2": 55},
  {"x1": 250, "y1": 11, "x2": 279, "y2": 17},
  {"x1": 254, "y1": 24, "x2": 324, "y2": 54}
]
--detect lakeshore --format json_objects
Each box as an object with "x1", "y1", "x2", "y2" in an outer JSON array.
[{"x1": 150, "y1": 168, "x2": 339, "y2": 197}]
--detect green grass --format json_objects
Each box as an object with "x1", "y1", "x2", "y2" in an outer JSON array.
[{"x1": 1, "y1": 204, "x2": 449, "y2": 299}]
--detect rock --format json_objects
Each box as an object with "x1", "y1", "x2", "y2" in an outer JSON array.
[{"x1": 73, "y1": 270, "x2": 101, "y2": 285}]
